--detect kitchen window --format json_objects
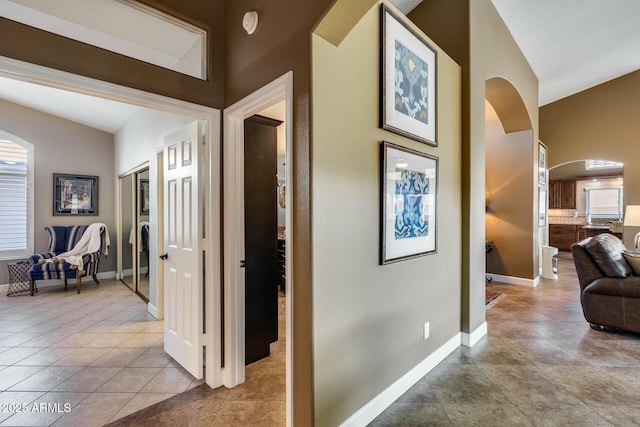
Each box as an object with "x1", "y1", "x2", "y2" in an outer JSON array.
[{"x1": 585, "y1": 187, "x2": 623, "y2": 220}]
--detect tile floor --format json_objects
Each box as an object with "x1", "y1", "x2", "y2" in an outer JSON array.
[
  {"x1": 0, "y1": 279, "x2": 203, "y2": 426},
  {"x1": 371, "y1": 251, "x2": 640, "y2": 426},
  {"x1": 107, "y1": 291, "x2": 287, "y2": 426}
]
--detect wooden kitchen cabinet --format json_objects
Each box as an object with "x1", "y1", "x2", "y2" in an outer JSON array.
[
  {"x1": 549, "y1": 180, "x2": 576, "y2": 209},
  {"x1": 549, "y1": 224, "x2": 580, "y2": 250}
]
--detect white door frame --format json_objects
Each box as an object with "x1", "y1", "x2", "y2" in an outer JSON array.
[
  {"x1": 0, "y1": 55, "x2": 223, "y2": 389},
  {"x1": 223, "y1": 71, "x2": 294, "y2": 423}
]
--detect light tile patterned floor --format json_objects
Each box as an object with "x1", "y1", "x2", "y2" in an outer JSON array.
[{"x1": 0, "y1": 279, "x2": 202, "y2": 426}]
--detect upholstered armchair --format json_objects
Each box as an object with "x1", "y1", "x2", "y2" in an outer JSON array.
[{"x1": 28, "y1": 224, "x2": 109, "y2": 295}]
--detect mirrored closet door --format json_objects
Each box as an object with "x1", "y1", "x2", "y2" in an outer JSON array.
[{"x1": 118, "y1": 165, "x2": 151, "y2": 303}]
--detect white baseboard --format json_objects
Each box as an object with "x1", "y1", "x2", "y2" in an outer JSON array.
[
  {"x1": 486, "y1": 273, "x2": 540, "y2": 287},
  {"x1": 1, "y1": 270, "x2": 116, "y2": 293},
  {"x1": 461, "y1": 322, "x2": 487, "y2": 347},
  {"x1": 338, "y1": 333, "x2": 461, "y2": 427},
  {"x1": 148, "y1": 302, "x2": 159, "y2": 319}
]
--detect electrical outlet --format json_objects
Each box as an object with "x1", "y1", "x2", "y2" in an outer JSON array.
[{"x1": 423, "y1": 322, "x2": 430, "y2": 340}]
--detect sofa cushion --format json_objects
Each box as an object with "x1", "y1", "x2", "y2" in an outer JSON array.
[
  {"x1": 584, "y1": 234, "x2": 633, "y2": 278},
  {"x1": 622, "y1": 251, "x2": 640, "y2": 276}
]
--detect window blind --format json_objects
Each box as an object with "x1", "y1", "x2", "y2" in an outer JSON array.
[{"x1": 0, "y1": 140, "x2": 29, "y2": 257}]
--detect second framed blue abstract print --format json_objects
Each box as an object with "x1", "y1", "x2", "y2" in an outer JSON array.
[
  {"x1": 381, "y1": 5, "x2": 437, "y2": 146},
  {"x1": 381, "y1": 142, "x2": 438, "y2": 264}
]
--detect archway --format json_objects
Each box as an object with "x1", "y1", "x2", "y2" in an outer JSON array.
[{"x1": 484, "y1": 77, "x2": 539, "y2": 286}]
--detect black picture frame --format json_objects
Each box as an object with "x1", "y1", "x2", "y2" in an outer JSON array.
[
  {"x1": 381, "y1": 141, "x2": 438, "y2": 264},
  {"x1": 53, "y1": 173, "x2": 98, "y2": 215},
  {"x1": 381, "y1": 4, "x2": 438, "y2": 146}
]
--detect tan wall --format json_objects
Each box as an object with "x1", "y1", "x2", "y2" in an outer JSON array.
[
  {"x1": 410, "y1": 0, "x2": 539, "y2": 332},
  {"x1": 312, "y1": 3, "x2": 462, "y2": 425},
  {"x1": 540, "y1": 70, "x2": 640, "y2": 248},
  {"x1": 470, "y1": 0, "x2": 539, "y2": 292},
  {"x1": 485, "y1": 103, "x2": 535, "y2": 278},
  {"x1": 0, "y1": 99, "x2": 116, "y2": 284}
]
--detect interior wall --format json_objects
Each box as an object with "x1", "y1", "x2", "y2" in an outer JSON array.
[
  {"x1": 470, "y1": 0, "x2": 538, "y2": 310},
  {"x1": 224, "y1": 0, "x2": 335, "y2": 423},
  {"x1": 312, "y1": 3, "x2": 462, "y2": 425},
  {"x1": 485, "y1": 102, "x2": 535, "y2": 279},
  {"x1": 114, "y1": 109, "x2": 194, "y2": 309},
  {"x1": 540, "y1": 70, "x2": 640, "y2": 248},
  {"x1": 0, "y1": 0, "x2": 224, "y2": 108},
  {"x1": 0, "y1": 99, "x2": 116, "y2": 284},
  {"x1": 409, "y1": 0, "x2": 538, "y2": 333}
]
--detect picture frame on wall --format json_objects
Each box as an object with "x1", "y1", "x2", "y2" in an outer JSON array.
[
  {"x1": 53, "y1": 173, "x2": 98, "y2": 215},
  {"x1": 381, "y1": 141, "x2": 438, "y2": 264},
  {"x1": 381, "y1": 4, "x2": 437, "y2": 146},
  {"x1": 538, "y1": 142, "x2": 547, "y2": 184},
  {"x1": 140, "y1": 179, "x2": 150, "y2": 215},
  {"x1": 539, "y1": 188, "x2": 547, "y2": 227}
]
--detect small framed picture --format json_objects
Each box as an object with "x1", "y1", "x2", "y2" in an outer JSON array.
[
  {"x1": 539, "y1": 188, "x2": 547, "y2": 227},
  {"x1": 538, "y1": 142, "x2": 547, "y2": 185},
  {"x1": 381, "y1": 4, "x2": 437, "y2": 146},
  {"x1": 381, "y1": 141, "x2": 438, "y2": 264},
  {"x1": 53, "y1": 173, "x2": 98, "y2": 215},
  {"x1": 140, "y1": 179, "x2": 150, "y2": 215}
]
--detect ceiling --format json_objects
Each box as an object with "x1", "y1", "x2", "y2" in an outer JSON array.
[{"x1": 0, "y1": 1, "x2": 638, "y2": 132}]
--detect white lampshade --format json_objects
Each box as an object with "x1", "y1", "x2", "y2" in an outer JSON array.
[{"x1": 624, "y1": 206, "x2": 640, "y2": 227}]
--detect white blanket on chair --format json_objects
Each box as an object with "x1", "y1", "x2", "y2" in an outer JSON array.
[{"x1": 55, "y1": 223, "x2": 110, "y2": 273}]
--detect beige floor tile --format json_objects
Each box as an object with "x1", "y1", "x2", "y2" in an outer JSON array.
[
  {"x1": 15, "y1": 348, "x2": 77, "y2": 367},
  {"x1": 141, "y1": 367, "x2": 195, "y2": 394},
  {"x1": 0, "y1": 347, "x2": 45, "y2": 365},
  {"x1": 52, "y1": 392, "x2": 133, "y2": 427},
  {"x1": 8, "y1": 366, "x2": 82, "y2": 392},
  {"x1": 52, "y1": 367, "x2": 122, "y2": 393},
  {"x1": 0, "y1": 391, "x2": 88, "y2": 426},
  {"x1": 0, "y1": 366, "x2": 44, "y2": 391},
  {"x1": 51, "y1": 333, "x2": 105, "y2": 348},
  {"x1": 127, "y1": 348, "x2": 172, "y2": 368},
  {"x1": 97, "y1": 367, "x2": 161, "y2": 392},
  {"x1": 90, "y1": 347, "x2": 147, "y2": 367},
  {"x1": 51, "y1": 347, "x2": 112, "y2": 367},
  {"x1": 0, "y1": 391, "x2": 45, "y2": 424},
  {"x1": 109, "y1": 392, "x2": 176, "y2": 421},
  {"x1": 118, "y1": 332, "x2": 164, "y2": 348},
  {"x1": 0, "y1": 333, "x2": 43, "y2": 347},
  {"x1": 84, "y1": 333, "x2": 135, "y2": 348}
]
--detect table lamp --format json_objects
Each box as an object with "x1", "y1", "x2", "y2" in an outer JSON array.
[{"x1": 624, "y1": 205, "x2": 640, "y2": 250}]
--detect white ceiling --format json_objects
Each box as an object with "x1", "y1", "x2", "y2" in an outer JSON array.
[
  {"x1": 490, "y1": 0, "x2": 640, "y2": 105},
  {"x1": 0, "y1": 1, "x2": 637, "y2": 133},
  {"x1": 394, "y1": 0, "x2": 640, "y2": 106}
]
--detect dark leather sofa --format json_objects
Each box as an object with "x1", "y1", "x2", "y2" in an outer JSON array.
[{"x1": 571, "y1": 233, "x2": 640, "y2": 333}]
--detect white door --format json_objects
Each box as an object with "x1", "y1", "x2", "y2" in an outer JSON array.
[{"x1": 162, "y1": 121, "x2": 203, "y2": 379}]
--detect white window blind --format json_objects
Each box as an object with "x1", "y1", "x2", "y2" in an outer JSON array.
[
  {"x1": 0, "y1": 138, "x2": 32, "y2": 259},
  {"x1": 586, "y1": 187, "x2": 623, "y2": 218}
]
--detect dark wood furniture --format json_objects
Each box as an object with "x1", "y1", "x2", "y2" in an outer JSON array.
[
  {"x1": 549, "y1": 180, "x2": 576, "y2": 209},
  {"x1": 550, "y1": 224, "x2": 584, "y2": 250}
]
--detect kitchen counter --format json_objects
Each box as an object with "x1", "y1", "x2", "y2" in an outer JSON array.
[{"x1": 582, "y1": 225, "x2": 610, "y2": 230}]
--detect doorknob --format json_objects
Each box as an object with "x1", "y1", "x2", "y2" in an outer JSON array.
[
  {"x1": 240, "y1": 260, "x2": 246, "y2": 268},
  {"x1": 160, "y1": 253, "x2": 168, "y2": 260}
]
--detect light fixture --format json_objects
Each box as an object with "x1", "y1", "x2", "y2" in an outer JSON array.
[
  {"x1": 623, "y1": 205, "x2": 640, "y2": 250},
  {"x1": 395, "y1": 157, "x2": 408, "y2": 169},
  {"x1": 242, "y1": 11, "x2": 258, "y2": 35}
]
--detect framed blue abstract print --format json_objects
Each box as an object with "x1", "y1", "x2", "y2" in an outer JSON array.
[
  {"x1": 381, "y1": 142, "x2": 438, "y2": 264},
  {"x1": 381, "y1": 5, "x2": 437, "y2": 146}
]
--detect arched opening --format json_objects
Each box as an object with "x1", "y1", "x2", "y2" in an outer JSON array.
[
  {"x1": 484, "y1": 77, "x2": 538, "y2": 287},
  {"x1": 548, "y1": 159, "x2": 624, "y2": 250}
]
